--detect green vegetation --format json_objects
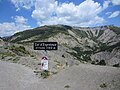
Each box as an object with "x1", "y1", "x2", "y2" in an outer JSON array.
[
  {"x1": 30, "y1": 55, "x2": 34, "y2": 57},
  {"x1": 41, "y1": 70, "x2": 50, "y2": 79},
  {"x1": 68, "y1": 40, "x2": 119, "y2": 63},
  {"x1": 107, "y1": 42, "x2": 120, "y2": 52},
  {"x1": 9, "y1": 45, "x2": 30, "y2": 56},
  {"x1": 98, "y1": 42, "x2": 120, "y2": 52},
  {"x1": 0, "y1": 52, "x2": 20, "y2": 63},
  {"x1": 68, "y1": 47, "x2": 92, "y2": 62},
  {"x1": 113, "y1": 63, "x2": 119, "y2": 67},
  {"x1": 4, "y1": 47, "x2": 8, "y2": 49},
  {"x1": 91, "y1": 60, "x2": 106, "y2": 66},
  {"x1": 98, "y1": 42, "x2": 108, "y2": 52},
  {"x1": 96, "y1": 60, "x2": 106, "y2": 66},
  {"x1": 96, "y1": 30, "x2": 104, "y2": 38},
  {"x1": 7, "y1": 25, "x2": 70, "y2": 43},
  {"x1": 84, "y1": 41, "x2": 120, "y2": 54},
  {"x1": 68, "y1": 41, "x2": 119, "y2": 63},
  {"x1": 2, "y1": 25, "x2": 120, "y2": 68},
  {"x1": 34, "y1": 70, "x2": 41, "y2": 76},
  {"x1": 64, "y1": 85, "x2": 70, "y2": 88},
  {"x1": 87, "y1": 30, "x2": 93, "y2": 38},
  {"x1": 109, "y1": 25, "x2": 120, "y2": 35},
  {"x1": 62, "y1": 25, "x2": 72, "y2": 29},
  {"x1": 72, "y1": 29, "x2": 88, "y2": 38},
  {"x1": 95, "y1": 30, "x2": 98, "y2": 35},
  {"x1": 1, "y1": 55, "x2": 5, "y2": 59},
  {"x1": 0, "y1": 52, "x2": 16, "y2": 58},
  {"x1": 12, "y1": 57, "x2": 20, "y2": 63},
  {"x1": 85, "y1": 42, "x2": 120, "y2": 54},
  {"x1": 91, "y1": 61, "x2": 96, "y2": 65},
  {"x1": 62, "y1": 55, "x2": 65, "y2": 58},
  {"x1": 100, "y1": 83, "x2": 107, "y2": 88},
  {"x1": 87, "y1": 30, "x2": 104, "y2": 42}
]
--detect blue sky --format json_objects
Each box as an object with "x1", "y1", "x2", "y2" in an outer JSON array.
[{"x1": 0, "y1": 0, "x2": 120, "y2": 37}]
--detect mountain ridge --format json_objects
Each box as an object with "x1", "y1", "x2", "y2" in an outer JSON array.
[{"x1": 1, "y1": 25, "x2": 120, "y2": 70}]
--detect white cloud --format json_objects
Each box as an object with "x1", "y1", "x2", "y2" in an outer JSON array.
[
  {"x1": 32, "y1": 0, "x2": 106, "y2": 26},
  {"x1": 0, "y1": 23, "x2": 16, "y2": 37},
  {"x1": 14, "y1": 16, "x2": 28, "y2": 24},
  {"x1": 108, "y1": 11, "x2": 120, "y2": 18},
  {"x1": 110, "y1": 0, "x2": 120, "y2": 5},
  {"x1": 32, "y1": 0, "x2": 57, "y2": 20},
  {"x1": 0, "y1": 16, "x2": 31, "y2": 37},
  {"x1": 10, "y1": 0, "x2": 109, "y2": 27},
  {"x1": 11, "y1": 0, "x2": 35, "y2": 11},
  {"x1": 103, "y1": 0, "x2": 110, "y2": 10}
]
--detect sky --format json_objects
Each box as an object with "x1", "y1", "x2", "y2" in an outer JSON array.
[{"x1": 0, "y1": 0, "x2": 120, "y2": 37}]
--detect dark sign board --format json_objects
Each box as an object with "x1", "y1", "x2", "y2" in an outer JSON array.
[{"x1": 34, "y1": 42, "x2": 58, "y2": 50}]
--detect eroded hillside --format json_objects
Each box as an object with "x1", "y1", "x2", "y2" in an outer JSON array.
[{"x1": 1, "y1": 25, "x2": 120, "y2": 73}]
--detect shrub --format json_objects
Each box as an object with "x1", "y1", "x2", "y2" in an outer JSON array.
[
  {"x1": 19, "y1": 46, "x2": 25, "y2": 51},
  {"x1": 109, "y1": 25, "x2": 120, "y2": 35},
  {"x1": 91, "y1": 61, "x2": 95, "y2": 65},
  {"x1": 30, "y1": 55, "x2": 34, "y2": 57},
  {"x1": 0, "y1": 52, "x2": 16, "y2": 57},
  {"x1": 113, "y1": 63, "x2": 119, "y2": 67},
  {"x1": 12, "y1": 57, "x2": 20, "y2": 63},
  {"x1": 97, "y1": 60, "x2": 106, "y2": 66},
  {"x1": 67, "y1": 47, "x2": 92, "y2": 62},
  {"x1": 100, "y1": 83, "x2": 107, "y2": 88},
  {"x1": 64, "y1": 85, "x2": 70, "y2": 88},
  {"x1": 41, "y1": 70, "x2": 50, "y2": 79},
  {"x1": 10, "y1": 45, "x2": 30, "y2": 56},
  {"x1": 62, "y1": 55, "x2": 65, "y2": 58},
  {"x1": 4, "y1": 47, "x2": 8, "y2": 49},
  {"x1": 1, "y1": 55, "x2": 5, "y2": 59}
]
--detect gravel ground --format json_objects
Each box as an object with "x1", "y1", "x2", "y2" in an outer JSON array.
[
  {"x1": 0, "y1": 61, "x2": 46, "y2": 90},
  {"x1": 0, "y1": 61, "x2": 120, "y2": 90}
]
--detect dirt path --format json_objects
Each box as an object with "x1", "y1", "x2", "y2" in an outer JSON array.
[
  {"x1": 46, "y1": 64, "x2": 120, "y2": 90},
  {"x1": 0, "y1": 61, "x2": 120, "y2": 90},
  {"x1": 0, "y1": 61, "x2": 48, "y2": 90}
]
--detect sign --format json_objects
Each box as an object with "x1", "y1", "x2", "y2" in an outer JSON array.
[
  {"x1": 41, "y1": 56, "x2": 48, "y2": 71},
  {"x1": 34, "y1": 42, "x2": 58, "y2": 50}
]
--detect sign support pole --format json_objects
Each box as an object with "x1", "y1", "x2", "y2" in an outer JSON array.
[{"x1": 45, "y1": 50, "x2": 47, "y2": 56}]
